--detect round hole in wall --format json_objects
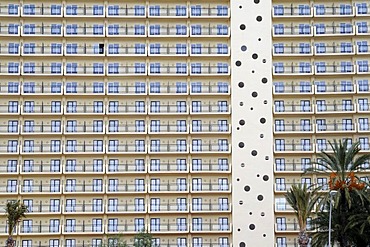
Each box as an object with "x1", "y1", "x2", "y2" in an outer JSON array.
[
  {"x1": 264, "y1": 100, "x2": 268, "y2": 104},
  {"x1": 251, "y1": 150, "x2": 258, "y2": 156},
  {"x1": 244, "y1": 185, "x2": 250, "y2": 192},
  {"x1": 238, "y1": 81, "x2": 245, "y2": 88},
  {"x1": 256, "y1": 16, "x2": 262, "y2": 22},
  {"x1": 238, "y1": 142, "x2": 245, "y2": 148},
  {"x1": 237, "y1": 127, "x2": 240, "y2": 130},
  {"x1": 262, "y1": 59, "x2": 266, "y2": 63},
  {"x1": 260, "y1": 134, "x2": 264, "y2": 138},
  {"x1": 263, "y1": 234, "x2": 266, "y2": 237},
  {"x1": 241, "y1": 45, "x2": 247, "y2": 51},
  {"x1": 257, "y1": 174, "x2": 260, "y2": 177},
  {"x1": 265, "y1": 156, "x2": 269, "y2": 160},
  {"x1": 249, "y1": 212, "x2": 253, "y2": 215},
  {"x1": 239, "y1": 5, "x2": 242, "y2": 9},
  {"x1": 240, "y1": 102, "x2": 244, "y2": 106},
  {"x1": 261, "y1": 77, "x2": 268, "y2": 83},
  {"x1": 251, "y1": 70, "x2": 255, "y2": 73},
  {"x1": 239, "y1": 119, "x2": 245, "y2": 125},
  {"x1": 241, "y1": 163, "x2": 245, "y2": 167},
  {"x1": 249, "y1": 224, "x2": 256, "y2": 230},
  {"x1": 254, "y1": 0, "x2": 260, "y2": 4},
  {"x1": 252, "y1": 92, "x2": 258, "y2": 97},
  {"x1": 239, "y1": 200, "x2": 244, "y2": 205},
  {"x1": 250, "y1": 107, "x2": 254, "y2": 111},
  {"x1": 260, "y1": 118, "x2": 266, "y2": 124},
  {"x1": 236, "y1": 60, "x2": 242, "y2": 66},
  {"x1": 257, "y1": 195, "x2": 264, "y2": 201},
  {"x1": 237, "y1": 228, "x2": 241, "y2": 232},
  {"x1": 240, "y1": 24, "x2": 246, "y2": 30},
  {"x1": 252, "y1": 53, "x2": 258, "y2": 59},
  {"x1": 261, "y1": 212, "x2": 265, "y2": 217},
  {"x1": 239, "y1": 242, "x2": 246, "y2": 247},
  {"x1": 236, "y1": 178, "x2": 240, "y2": 182},
  {"x1": 263, "y1": 175, "x2": 269, "y2": 181},
  {"x1": 258, "y1": 38, "x2": 261, "y2": 41}
]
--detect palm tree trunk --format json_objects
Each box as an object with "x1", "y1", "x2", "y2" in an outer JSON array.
[
  {"x1": 298, "y1": 230, "x2": 310, "y2": 247},
  {"x1": 7, "y1": 236, "x2": 14, "y2": 247},
  {"x1": 339, "y1": 190, "x2": 349, "y2": 247}
]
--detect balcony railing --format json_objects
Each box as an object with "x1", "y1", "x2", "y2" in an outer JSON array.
[
  {"x1": 63, "y1": 224, "x2": 103, "y2": 233},
  {"x1": 148, "y1": 203, "x2": 188, "y2": 213},
  {"x1": 21, "y1": 124, "x2": 62, "y2": 134},
  {"x1": 273, "y1": 84, "x2": 313, "y2": 94},
  {"x1": 64, "y1": 203, "x2": 104, "y2": 213},
  {"x1": 150, "y1": 223, "x2": 188, "y2": 233},
  {"x1": 273, "y1": 104, "x2": 313, "y2": 114},
  {"x1": 21, "y1": 163, "x2": 61, "y2": 173},
  {"x1": 315, "y1": 104, "x2": 356, "y2": 113},
  {"x1": 191, "y1": 183, "x2": 230, "y2": 193},
  {"x1": 316, "y1": 123, "x2": 356, "y2": 133},
  {"x1": 190, "y1": 124, "x2": 230, "y2": 134},
  {"x1": 64, "y1": 144, "x2": 105, "y2": 153},
  {"x1": 315, "y1": 65, "x2": 355, "y2": 75},
  {"x1": 191, "y1": 144, "x2": 230, "y2": 153},
  {"x1": 274, "y1": 143, "x2": 314, "y2": 153},
  {"x1": 273, "y1": 45, "x2": 313, "y2": 56},
  {"x1": 191, "y1": 203, "x2": 231, "y2": 212},
  {"x1": 189, "y1": 7, "x2": 230, "y2": 18},
  {"x1": 314, "y1": 45, "x2": 354, "y2": 56},
  {"x1": 313, "y1": 6, "x2": 354, "y2": 17},
  {"x1": 106, "y1": 184, "x2": 146, "y2": 193},
  {"x1": 107, "y1": 163, "x2": 146, "y2": 173},
  {"x1": 21, "y1": 5, "x2": 62, "y2": 17},
  {"x1": 27, "y1": 204, "x2": 61, "y2": 214},
  {"x1": 64, "y1": 184, "x2": 104, "y2": 193},
  {"x1": 190, "y1": 223, "x2": 231, "y2": 232},
  {"x1": 272, "y1": 6, "x2": 313, "y2": 18},
  {"x1": 21, "y1": 25, "x2": 63, "y2": 36},
  {"x1": 20, "y1": 185, "x2": 61, "y2": 194},
  {"x1": 106, "y1": 144, "x2": 146, "y2": 153},
  {"x1": 106, "y1": 203, "x2": 146, "y2": 213},
  {"x1": 274, "y1": 124, "x2": 313, "y2": 133},
  {"x1": 149, "y1": 183, "x2": 189, "y2": 193},
  {"x1": 274, "y1": 162, "x2": 313, "y2": 172},
  {"x1": 20, "y1": 225, "x2": 61, "y2": 234}
]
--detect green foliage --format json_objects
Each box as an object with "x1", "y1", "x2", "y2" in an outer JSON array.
[
  {"x1": 5, "y1": 200, "x2": 28, "y2": 247},
  {"x1": 134, "y1": 230, "x2": 153, "y2": 247}
]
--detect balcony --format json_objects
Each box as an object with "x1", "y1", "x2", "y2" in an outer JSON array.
[
  {"x1": 148, "y1": 85, "x2": 188, "y2": 95},
  {"x1": 358, "y1": 103, "x2": 370, "y2": 113},
  {"x1": 315, "y1": 64, "x2": 355, "y2": 75},
  {"x1": 356, "y1": 4, "x2": 370, "y2": 16},
  {"x1": 274, "y1": 143, "x2": 314, "y2": 153},
  {"x1": 314, "y1": 84, "x2": 355, "y2": 94},
  {"x1": 107, "y1": 125, "x2": 146, "y2": 135},
  {"x1": 275, "y1": 203, "x2": 294, "y2": 212},
  {"x1": 191, "y1": 183, "x2": 231, "y2": 193},
  {"x1": 149, "y1": 162, "x2": 188, "y2": 173},
  {"x1": 106, "y1": 184, "x2": 147, "y2": 194},
  {"x1": 0, "y1": 83, "x2": 20, "y2": 94},
  {"x1": 272, "y1": 45, "x2": 313, "y2": 56},
  {"x1": 106, "y1": 224, "x2": 143, "y2": 234},
  {"x1": 190, "y1": 64, "x2": 230, "y2": 76},
  {"x1": 191, "y1": 104, "x2": 231, "y2": 115},
  {"x1": 0, "y1": 164, "x2": 18, "y2": 174},
  {"x1": 190, "y1": 223, "x2": 231, "y2": 233},
  {"x1": 316, "y1": 123, "x2": 356, "y2": 133},
  {"x1": 20, "y1": 225, "x2": 61, "y2": 235},
  {"x1": 273, "y1": 123, "x2": 314, "y2": 134},
  {"x1": 275, "y1": 223, "x2": 301, "y2": 233},
  {"x1": 272, "y1": 25, "x2": 313, "y2": 37},
  {"x1": 106, "y1": 85, "x2": 146, "y2": 95},
  {"x1": 64, "y1": 6, "x2": 105, "y2": 17},
  {"x1": 149, "y1": 144, "x2": 188, "y2": 154},
  {"x1": 64, "y1": 184, "x2": 104, "y2": 194},
  {"x1": 65, "y1": 45, "x2": 105, "y2": 56},
  {"x1": 0, "y1": 5, "x2": 20, "y2": 17},
  {"x1": 64, "y1": 164, "x2": 104, "y2": 174},
  {"x1": 64, "y1": 25, "x2": 105, "y2": 37},
  {"x1": 0, "y1": 104, "x2": 17, "y2": 114},
  {"x1": 0, "y1": 145, "x2": 19, "y2": 154},
  {"x1": 190, "y1": 25, "x2": 230, "y2": 37},
  {"x1": 273, "y1": 64, "x2": 313, "y2": 76},
  {"x1": 191, "y1": 162, "x2": 230, "y2": 173},
  {"x1": 148, "y1": 25, "x2": 188, "y2": 37},
  {"x1": 106, "y1": 64, "x2": 146, "y2": 76},
  {"x1": 148, "y1": 124, "x2": 188, "y2": 134},
  {"x1": 106, "y1": 25, "x2": 146, "y2": 37},
  {"x1": 21, "y1": 124, "x2": 62, "y2": 135},
  {"x1": 64, "y1": 124, "x2": 105, "y2": 135},
  {"x1": 149, "y1": 104, "x2": 188, "y2": 115},
  {"x1": 191, "y1": 203, "x2": 231, "y2": 213},
  {"x1": 148, "y1": 203, "x2": 188, "y2": 213},
  {"x1": 190, "y1": 84, "x2": 230, "y2": 95},
  {"x1": 0, "y1": 44, "x2": 20, "y2": 56},
  {"x1": 21, "y1": 105, "x2": 62, "y2": 115},
  {"x1": 106, "y1": 6, "x2": 146, "y2": 18},
  {"x1": 106, "y1": 144, "x2": 146, "y2": 154},
  {"x1": 64, "y1": 105, "x2": 104, "y2": 115},
  {"x1": 0, "y1": 25, "x2": 20, "y2": 36},
  {"x1": 149, "y1": 183, "x2": 189, "y2": 193},
  {"x1": 106, "y1": 204, "x2": 146, "y2": 214},
  {"x1": 273, "y1": 83, "x2": 313, "y2": 95},
  {"x1": 274, "y1": 162, "x2": 313, "y2": 173},
  {"x1": 0, "y1": 185, "x2": 17, "y2": 194},
  {"x1": 190, "y1": 124, "x2": 230, "y2": 134},
  {"x1": 273, "y1": 104, "x2": 314, "y2": 115},
  {"x1": 63, "y1": 203, "x2": 104, "y2": 214},
  {"x1": 356, "y1": 44, "x2": 370, "y2": 55},
  {"x1": 189, "y1": 6, "x2": 230, "y2": 18},
  {"x1": 65, "y1": 65, "x2": 104, "y2": 76},
  {"x1": 21, "y1": 25, "x2": 63, "y2": 36},
  {"x1": 315, "y1": 103, "x2": 356, "y2": 114},
  {"x1": 21, "y1": 64, "x2": 63, "y2": 76},
  {"x1": 64, "y1": 144, "x2": 105, "y2": 154},
  {"x1": 27, "y1": 204, "x2": 61, "y2": 214},
  {"x1": 148, "y1": 64, "x2": 189, "y2": 76},
  {"x1": 149, "y1": 223, "x2": 188, "y2": 234},
  {"x1": 358, "y1": 123, "x2": 370, "y2": 133},
  {"x1": 314, "y1": 25, "x2": 354, "y2": 36},
  {"x1": 107, "y1": 163, "x2": 146, "y2": 173},
  {"x1": 107, "y1": 45, "x2": 146, "y2": 56},
  {"x1": 20, "y1": 184, "x2": 61, "y2": 194},
  {"x1": 272, "y1": 5, "x2": 313, "y2": 18},
  {"x1": 148, "y1": 45, "x2": 188, "y2": 57},
  {"x1": 190, "y1": 45, "x2": 230, "y2": 56},
  {"x1": 21, "y1": 162, "x2": 62, "y2": 174},
  {"x1": 21, "y1": 5, "x2": 62, "y2": 17},
  {"x1": 0, "y1": 63, "x2": 20, "y2": 75},
  {"x1": 63, "y1": 224, "x2": 103, "y2": 234},
  {"x1": 190, "y1": 144, "x2": 231, "y2": 154},
  {"x1": 314, "y1": 45, "x2": 355, "y2": 56},
  {"x1": 21, "y1": 144, "x2": 62, "y2": 154},
  {"x1": 0, "y1": 125, "x2": 19, "y2": 135},
  {"x1": 313, "y1": 6, "x2": 354, "y2": 17}
]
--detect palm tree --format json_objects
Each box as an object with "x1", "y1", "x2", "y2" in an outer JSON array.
[
  {"x1": 5, "y1": 200, "x2": 28, "y2": 247},
  {"x1": 285, "y1": 183, "x2": 319, "y2": 247},
  {"x1": 311, "y1": 139, "x2": 370, "y2": 247}
]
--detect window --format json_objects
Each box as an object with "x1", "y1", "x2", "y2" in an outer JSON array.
[
  {"x1": 49, "y1": 219, "x2": 60, "y2": 233},
  {"x1": 65, "y1": 219, "x2": 76, "y2": 232},
  {"x1": 22, "y1": 219, "x2": 33, "y2": 233},
  {"x1": 8, "y1": 4, "x2": 19, "y2": 15},
  {"x1": 8, "y1": 43, "x2": 19, "y2": 54},
  {"x1": 51, "y1": 24, "x2": 62, "y2": 35},
  {"x1": 8, "y1": 120, "x2": 18, "y2": 133},
  {"x1": 219, "y1": 217, "x2": 229, "y2": 231},
  {"x1": 176, "y1": 63, "x2": 187, "y2": 74},
  {"x1": 23, "y1": 140, "x2": 34, "y2": 153},
  {"x1": 51, "y1": 82, "x2": 62, "y2": 93},
  {"x1": 135, "y1": 43, "x2": 145, "y2": 54},
  {"x1": 93, "y1": 5, "x2": 104, "y2": 15},
  {"x1": 150, "y1": 218, "x2": 160, "y2": 232},
  {"x1": 360, "y1": 137, "x2": 370, "y2": 150},
  {"x1": 135, "y1": 120, "x2": 145, "y2": 132},
  {"x1": 66, "y1": 44, "x2": 78, "y2": 54},
  {"x1": 93, "y1": 63, "x2": 104, "y2": 74},
  {"x1": 108, "y1": 199, "x2": 118, "y2": 212},
  {"x1": 316, "y1": 100, "x2": 326, "y2": 111},
  {"x1": 301, "y1": 100, "x2": 311, "y2": 112},
  {"x1": 357, "y1": 22, "x2": 368, "y2": 33},
  {"x1": 50, "y1": 179, "x2": 60, "y2": 192},
  {"x1": 358, "y1": 60, "x2": 369, "y2": 72},
  {"x1": 65, "y1": 179, "x2": 76, "y2": 192},
  {"x1": 299, "y1": 24, "x2": 310, "y2": 34},
  {"x1": 93, "y1": 159, "x2": 103, "y2": 172},
  {"x1": 8, "y1": 24, "x2": 19, "y2": 35},
  {"x1": 299, "y1": 43, "x2": 311, "y2": 54},
  {"x1": 92, "y1": 239, "x2": 102, "y2": 247},
  {"x1": 192, "y1": 139, "x2": 202, "y2": 152},
  {"x1": 276, "y1": 217, "x2": 286, "y2": 231},
  {"x1": 50, "y1": 159, "x2": 60, "y2": 172},
  {"x1": 93, "y1": 179, "x2": 103, "y2": 192},
  {"x1": 51, "y1": 62, "x2": 61, "y2": 74},
  {"x1": 135, "y1": 179, "x2": 145, "y2": 191},
  {"x1": 273, "y1": 62, "x2": 284, "y2": 73},
  {"x1": 192, "y1": 218, "x2": 202, "y2": 231},
  {"x1": 135, "y1": 198, "x2": 145, "y2": 211},
  {"x1": 51, "y1": 101, "x2": 61, "y2": 113},
  {"x1": 7, "y1": 160, "x2": 17, "y2": 173},
  {"x1": 51, "y1": 5, "x2": 61, "y2": 15},
  {"x1": 218, "y1": 101, "x2": 228, "y2": 112},
  {"x1": 23, "y1": 24, "x2": 36, "y2": 34},
  {"x1": 135, "y1": 63, "x2": 145, "y2": 73},
  {"x1": 7, "y1": 140, "x2": 18, "y2": 152},
  {"x1": 177, "y1": 178, "x2": 187, "y2": 191},
  {"x1": 274, "y1": 43, "x2": 284, "y2": 54},
  {"x1": 108, "y1": 179, "x2": 118, "y2": 192},
  {"x1": 8, "y1": 82, "x2": 19, "y2": 93},
  {"x1": 108, "y1": 218, "x2": 118, "y2": 232},
  {"x1": 176, "y1": 25, "x2": 187, "y2": 35},
  {"x1": 135, "y1": 218, "x2": 145, "y2": 232},
  {"x1": 357, "y1": 41, "x2": 368, "y2": 53},
  {"x1": 277, "y1": 237, "x2": 287, "y2": 247},
  {"x1": 341, "y1": 42, "x2": 353, "y2": 53},
  {"x1": 274, "y1": 101, "x2": 284, "y2": 112},
  {"x1": 177, "y1": 101, "x2": 187, "y2": 113},
  {"x1": 108, "y1": 120, "x2": 119, "y2": 133},
  {"x1": 93, "y1": 120, "x2": 103, "y2": 133},
  {"x1": 93, "y1": 101, "x2": 103, "y2": 113},
  {"x1": 135, "y1": 140, "x2": 145, "y2": 152},
  {"x1": 134, "y1": 25, "x2": 145, "y2": 35},
  {"x1": 340, "y1": 23, "x2": 353, "y2": 34},
  {"x1": 177, "y1": 139, "x2": 187, "y2": 152},
  {"x1": 177, "y1": 120, "x2": 187, "y2": 132},
  {"x1": 134, "y1": 5, "x2": 145, "y2": 16},
  {"x1": 150, "y1": 101, "x2": 160, "y2": 113},
  {"x1": 50, "y1": 199, "x2": 60, "y2": 212},
  {"x1": 317, "y1": 139, "x2": 327, "y2": 151},
  {"x1": 342, "y1": 99, "x2": 354, "y2": 111},
  {"x1": 176, "y1": 43, "x2": 187, "y2": 54},
  {"x1": 359, "y1": 118, "x2": 369, "y2": 130}
]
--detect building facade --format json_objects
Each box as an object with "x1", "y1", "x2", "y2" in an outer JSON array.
[{"x1": 0, "y1": 0, "x2": 368, "y2": 246}]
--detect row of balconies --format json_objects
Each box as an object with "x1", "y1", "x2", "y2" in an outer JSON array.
[
  {"x1": 0, "y1": 143, "x2": 231, "y2": 155},
  {"x1": 0, "y1": 161, "x2": 231, "y2": 174},
  {"x1": 0, "y1": 202, "x2": 231, "y2": 215},
  {"x1": 274, "y1": 160, "x2": 369, "y2": 173},
  {"x1": 0, "y1": 4, "x2": 230, "y2": 18},
  {"x1": 273, "y1": 63, "x2": 370, "y2": 76},
  {"x1": 273, "y1": 102, "x2": 370, "y2": 114},
  {"x1": 0, "y1": 223, "x2": 232, "y2": 236},
  {"x1": 273, "y1": 82, "x2": 370, "y2": 95},
  {"x1": 0, "y1": 82, "x2": 230, "y2": 95},
  {"x1": 0, "y1": 24, "x2": 230, "y2": 37},
  {"x1": 0, "y1": 123, "x2": 231, "y2": 135},
  {"x1": 273, "y1": 142, "x2": 370, "y2": 154},
  {"x1": 274, "y1": 182, "x2": 329, "y2": 193},
  {"x1": 0, "y1": 103, "x2": 231, "y2": 115},
  {"x1": 0, "y1": 62, "x2": 230, "y2": 76},
  {"x1": 0, "y1": 43, "x2": 230, "y2": 57},
  {"x1": 272, "y1": 4, "x2": 370, "y2": 18},
  {"x1": 0, "y1": 182, "x2": 232, "y2": 194},
  {"x1": 272, "y1": 24, "x2": 370, "y2": 37},
  {"x1": 273, "y1": 122, "x2": 370, "y2": 134},
  {"x1": 273, "y1": 43, "x2": 370, "y2": 56}
]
